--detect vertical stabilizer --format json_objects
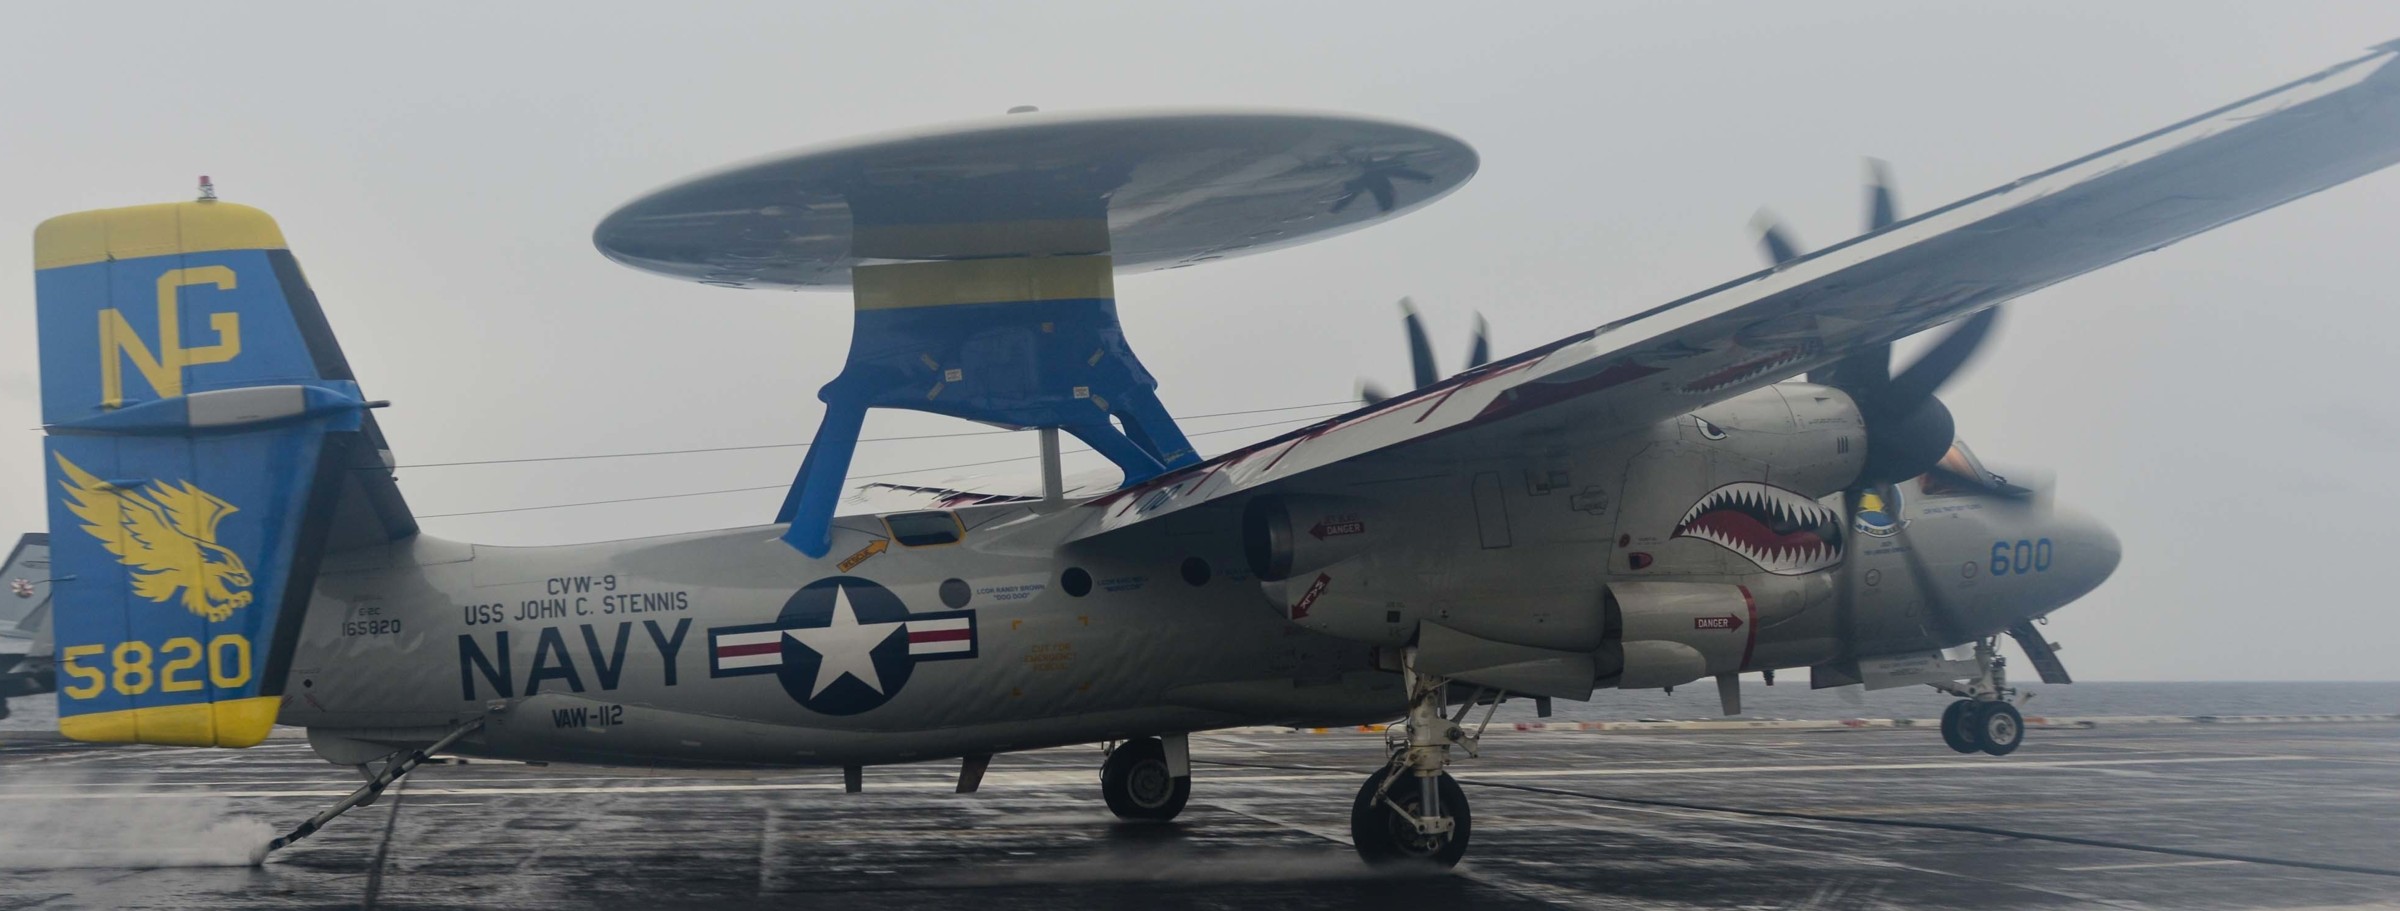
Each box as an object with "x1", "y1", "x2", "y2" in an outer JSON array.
[{"x1": 33, "y1": 200, "x2": 402, "y2": 747}]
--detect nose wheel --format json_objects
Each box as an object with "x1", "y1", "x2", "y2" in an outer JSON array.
[
  {"x1": 1941, "y1": 698, "x2": 2024, "y2": 755},
  {"x1": 1934, "y1": 637, "x2": 2027, "y2": 756}
]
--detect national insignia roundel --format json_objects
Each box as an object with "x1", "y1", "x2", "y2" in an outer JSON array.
[{"x1": 706, "y1": 576, "x2": 977, "y2": 716}]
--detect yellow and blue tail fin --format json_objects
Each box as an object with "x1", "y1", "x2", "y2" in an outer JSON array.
[{"x1": 34, "y1": 199, "x2": 409, "y2": 747}]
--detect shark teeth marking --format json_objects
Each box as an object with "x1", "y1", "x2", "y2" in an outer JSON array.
[
  {"x1": 1678, "y1": 346, "x2": 1815, "y2": 395},
  {"x1": 1671, "y1": 481, "x2": 1845, "y2": 576}
]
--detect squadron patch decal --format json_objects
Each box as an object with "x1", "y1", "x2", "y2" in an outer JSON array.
[
  {"x1": 1851, "y1": 488, "x2": 1905, "y2": 539},
  {"x1": 54, "y1": 453, "x2": 254, "y2": 622},
  {"x1": 708, "y1": 576, "x2": 977, "y2": 715}
]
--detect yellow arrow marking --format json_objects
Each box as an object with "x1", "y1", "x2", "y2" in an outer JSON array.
[{"x1": 837, "y1": 538, "x2": 889, "y2": 572}]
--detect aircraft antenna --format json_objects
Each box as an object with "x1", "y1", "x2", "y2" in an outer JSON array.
[{"x1": 591, "y1": 111, "x2": 1476, "y2": 555}]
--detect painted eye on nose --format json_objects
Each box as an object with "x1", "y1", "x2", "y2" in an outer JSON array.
[{"x1": 1695, "y1": 417, "x2": 1728, "y2": 440}]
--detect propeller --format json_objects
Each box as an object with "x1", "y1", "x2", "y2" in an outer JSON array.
[
  {"x1": 1360, "y1": 298, "x2": 1491, "y2": 406},
  {"x1": 1742, "y1": 163, "x2": 2001, "y2": 662},
  {"x1": 1331, "y1": 159, "x2": 1437, "y2": 214},
  {"x1": 1753, "y1": 161, "x2": 2012, "y2": 494},
  {"x1": 1753, "y1": 210, "x2": 1804, "y2": 265},
  {"x1": 1768, "y1": 163, "x2": 2063, "y2": 684}
]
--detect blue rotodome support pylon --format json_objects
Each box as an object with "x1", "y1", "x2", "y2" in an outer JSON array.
[
  {"x1": 588, "y1": 109, "x2": 1482, "y2": 558},
  {"x1": 773, "y1": 256, "x2": 1198, "y2": 557}
]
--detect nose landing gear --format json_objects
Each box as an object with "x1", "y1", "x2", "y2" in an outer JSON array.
[
  {"x1": 1941, "y1": 697, "x2": 2025, "y2": 755},
  {"x1": 1936, "y1": 637, "x2": 2026, "y2": 756}
]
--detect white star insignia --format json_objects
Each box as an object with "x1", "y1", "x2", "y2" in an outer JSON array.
[{"x1": 783, "y1": 584, "x2": 906, "y2": 698}]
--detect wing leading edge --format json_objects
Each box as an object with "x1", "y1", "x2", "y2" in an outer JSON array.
[{"x1": 1069, "y1": 41, "x2": 2400, "y2": 540}]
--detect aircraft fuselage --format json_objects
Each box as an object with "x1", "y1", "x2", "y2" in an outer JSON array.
[{"x1": 280, "y1": 384, "x2": 2119, "y2": 768}]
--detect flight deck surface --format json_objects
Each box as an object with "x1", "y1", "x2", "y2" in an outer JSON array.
[{"x1": 2, "y1": 721, "x2": 2395, "y2": 910}]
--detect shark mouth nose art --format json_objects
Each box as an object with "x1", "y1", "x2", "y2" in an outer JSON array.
[
  {"x1": 1672, "y1": 482, "x2": 1845, "y2": 575},
  {"x1": 1676, "y1": 344, "x2": 1816, "y2": 395}
]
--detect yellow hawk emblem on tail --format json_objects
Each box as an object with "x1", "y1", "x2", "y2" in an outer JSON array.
[{"x1": 54, "y1": 454, "x2": 254, "y2": 622}]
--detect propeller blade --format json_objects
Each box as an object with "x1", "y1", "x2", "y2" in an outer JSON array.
[
  {"x1": 1401, "y1": 298, "x2": 1438, "y2": 389},
  {"x1": 1865, "y1": 158, "x2": 1898, "y2": 230},
  {"x1": 1369, "y1": 178, "x2": 1397, "y2": 213},
  {"x1": 1752, "y1": 210, "x2": 1803, "y2": 265},
  {"x1": 2007, "y1": 619, "x2": 2074, "y2": 684},
  {"x1": 1387, "y1": 167, "x2": 1435, "y2": 183},
  {"x1": 1856, "y1": 481, "x2": 1974, "y2": 648},
  {"x1": 1466, "y1": 313, "x2": 1491, "y2": 369},
  {"x1": 1809, "y1": 161, "x2": 1902, "y2": 386},
  {"x1": 1894, "y1": 522, "x2": 1979, "y2": 648},
  {"x1": 1360, "y1": 380, "x2": 1391, "y2": 407},
  {"x1": 1807, "y1": 342, "x2": 1892, "y2": 390},
  {"x1": 1881, "y1": 306, "x2": 1999, "y2": 413}
]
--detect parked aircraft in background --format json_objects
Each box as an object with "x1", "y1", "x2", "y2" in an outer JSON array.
[{"x1": 0, "y1": 534, "x2": 55, "y2": 720}]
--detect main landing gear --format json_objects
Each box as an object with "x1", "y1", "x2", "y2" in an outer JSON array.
[
  {"x1": 1936, "y1": 637, "x2": 2026, "y2": 756},
  {"x1": 1350, "y1": 648, "x2": 1494, "y2": 868},
  {"x1": 1100, "y1": 735, "x2": 1190, "y2": 821}
]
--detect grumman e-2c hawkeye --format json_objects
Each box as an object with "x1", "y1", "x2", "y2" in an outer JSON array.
[{"x1": 35, "y1": 41, "x2": 2400, "y2": 868}]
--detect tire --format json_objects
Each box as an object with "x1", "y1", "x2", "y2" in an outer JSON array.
[
  {"x1": 1974, "y1": 701, "x2": 2025, "y2": 756},
  {"x1": 1939, "y1": 701, "x2": 1978, "y2": 754},
  {"x1": 1349, "y1": 766, "x2": 1470, "y2": 868},
  {"x1": 1101, "y1": 737, "x2": 1189, "y2": 821}
]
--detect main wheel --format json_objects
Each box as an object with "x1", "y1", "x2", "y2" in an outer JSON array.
[
  {"x1": 1939, "y1": 700, "x2": 1978, "y2": 754},
  {"x1": 1973, "y1": 701, "x2": 2025, "y2": 756},
  {"x1": 1350, "y1": 766, "x2": 1470, "y2": 868},
  {"x1": 1101, "y1": 737, "x2": 1189, "y2": 821}
]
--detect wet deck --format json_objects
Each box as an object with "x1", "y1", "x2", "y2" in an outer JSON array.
[{"x1": 3, "y1": 720, "x2": 2396, "y2": 909}]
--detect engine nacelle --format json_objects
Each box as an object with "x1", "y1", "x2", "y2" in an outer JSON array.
[
  {"x1": 1596, "y1": 578, "x2": 1831, "y2": 690},
  {"x1": 1243, "y1": 494, "x2": 1385, "y2": 582},
  {"x1": 1691, "y1": 384, "x2": 1870, "y2": 499}
]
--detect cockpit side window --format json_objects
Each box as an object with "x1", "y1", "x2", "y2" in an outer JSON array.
[
  {"x1": 884, "y1": 511, "x2": 965, "y2": 547},
  {"x1": 1917, "y1": 441, "x2": 1994, "y2": 497}
]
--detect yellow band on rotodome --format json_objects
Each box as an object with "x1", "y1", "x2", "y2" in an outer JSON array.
[{"x1": 853, "y1": 255, "x2": 1115, "y2": 310}]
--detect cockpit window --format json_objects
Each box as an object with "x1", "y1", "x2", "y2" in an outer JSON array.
[
  {"x1": 884, "y1": 511, "x2": 965, "y2": 547},
  {"x1": 1917, "y1": 441, "x2": 1995, "y2": 497}
]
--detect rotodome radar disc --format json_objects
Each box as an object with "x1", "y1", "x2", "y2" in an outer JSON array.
[{"x1": 593, "y1": 108, "x2": 1479, "y2": 290}]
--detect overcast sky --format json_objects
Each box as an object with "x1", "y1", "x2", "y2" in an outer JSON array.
[{"x1": 4, "y1": 2, "x2": 2397, "y2": 681}]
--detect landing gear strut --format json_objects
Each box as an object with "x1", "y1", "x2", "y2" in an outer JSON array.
[
  {"x1": 1351, "y1": 648, "x2": 1489, "y2": 868},
  {"x1": 1935, "y1": 637, "x2": 2025, "y2": 756},
  {"x1": 1100, "y1": 736, "x2": 1189, "y2": 821}
]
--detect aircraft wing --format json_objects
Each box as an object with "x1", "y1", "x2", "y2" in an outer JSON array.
[{"x1": 1068, "y1": 41, "x2": 2400, "y2": 540}]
